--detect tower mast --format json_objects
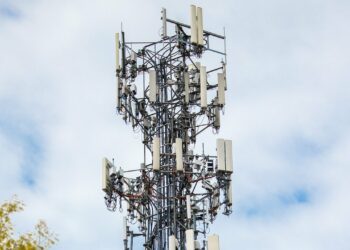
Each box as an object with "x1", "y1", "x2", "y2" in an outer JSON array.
[{"x1": 103, "y1": 6, "x2": 233, "y2": 250}]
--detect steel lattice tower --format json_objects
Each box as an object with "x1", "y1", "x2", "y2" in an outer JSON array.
[{"x1": 102, "y1": 5, "x2": 233, "y2": 250}]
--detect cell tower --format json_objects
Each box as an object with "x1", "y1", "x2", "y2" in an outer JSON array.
[{"x1": 102, "y1": 5, "x2": 233, "y2": 250}]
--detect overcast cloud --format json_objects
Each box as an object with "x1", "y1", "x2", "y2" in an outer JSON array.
[{"x1": 0, "y1": 0, "x2": 349, "y2": 249}]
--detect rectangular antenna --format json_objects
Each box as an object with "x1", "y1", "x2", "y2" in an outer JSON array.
[
  {"x1": 197, "y1": 7, "x2": 204, "y2": 46},
  {"x1": 169, "y1": 235, "x2": 177, "y2": 250},
  {"x1": 214, "y1": 106, "x2": 220, "y2": 128},
  {"x1": 184, "y1": 72, "x2": 190, "y2": 104},
  {"x1": 217, "y1": 73, "x2": 226, "y2": 105},
  {"x1": 208, "y1": 234, "x2": 220, "y2": 250},
  {"x1": 152, "y1": 137, "x2": 160, "y2": 170},
  {"x1": 186, "y1": 195, "x2": 191, "y2": 219},
  {"x1": 200, "y1": 66, "x2": 207, "y2": 108},
  {"x1": 149, "y1": 70, "x2": 157, "y2": 102},
  {"x1": 176, "y1": 138, "x2": 183, "y2": 171},
  {"x1": 216, "y1": 139, "x2": 225, "y2": 172},
  {"x1": 186, "y1": 229, "x2": 195, "y2": 250},
  {"x1": 102, "y1": 157, "x2": 111, "y2": 191},
  {"x1": 190, "y1": 5, "x2": 198, "y2": 44},
  {"x1": 217, "y1": 139, "x2": 233, "y2": 172},
  {"x1": 225, "y1": 140, "x2": 233, "y2": 172},
  {"x1": 161, "y1": 8, "x2": 167, "y2": 38}
]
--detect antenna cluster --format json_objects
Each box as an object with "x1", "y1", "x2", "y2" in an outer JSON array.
[{"x1": 102, "y1": 5, "x2": 233, "y2": 250}]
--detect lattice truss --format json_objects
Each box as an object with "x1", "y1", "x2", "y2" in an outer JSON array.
[{"x1": 102, "y1": 5, "x2": 233, "y2": 250}]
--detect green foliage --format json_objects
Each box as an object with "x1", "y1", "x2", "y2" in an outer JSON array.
[{"x1": 0, "y1": 196, "x2": 58, "y2": 250}]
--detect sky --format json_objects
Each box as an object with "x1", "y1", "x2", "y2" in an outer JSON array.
[{"x1": 0, "y1": 0, "x2": 349, "y2": 249}]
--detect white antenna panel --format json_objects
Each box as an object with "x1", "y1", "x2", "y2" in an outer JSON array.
[
  {"x1": 115, "y1": 33, "x2": 120, "y2": 70},
  {"x1": 190, "y1": 5, "x2": 198, "y2": 44},
  {"x1": 197, "y1": 7, "x2": 204, "y2": 46},
  {"x1": 186, "y1": 194, "x2": 192, "y2": 219},
  {"x1": 149, "y1": 70, "x2": 157, "y2": 102},
  {"x1": 214, "y1": 106, "x2": 220, "y2": 128},
  {"x1": 161, "y1": 8, "x2": 167, "y2": 38},
  {"x1": 184, "y1": 72, "x2": 190, "y2": 104},
  {"x1": 169, "y1": 235, "x2": 177, "y2": 250},
  {"x1": 217, "y1": 73, "x2": 226, "y2": 105},
  {"x1": 216, "y1": 139, "x2": 225, "y2": 171},
  {"x1": 176, "y1": 138, "x2": 183, "y2": 171},
  {"x1": 102, "y1": 157, "x2": 111, "y2": 191},
  {"x1": 153, "y1": 137, "x2": 160, "y2": 171},
  {"x1": 200, "y1": 66, "x2": 207, "y2": 108},
  {"x1": 186, "y1": 229, "x2": 195, "y2": 250},
  {"x1": 217, "y1": 139, "x2": 233, "y2": 172},
  {"x1": 208, "y1": 234, "x2": 220, "y2": 250},
  {"x1": 225, "y1": 140, "x2": 233, "y2": 172}
]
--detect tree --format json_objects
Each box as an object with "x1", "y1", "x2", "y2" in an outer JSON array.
[{"x1": 0, "y1": 196, "x2": 58, "y2": 250}]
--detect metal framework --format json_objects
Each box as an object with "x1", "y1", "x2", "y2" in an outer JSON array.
[{"x1": 102, "y1": 5, "x2": 233, "y2": 250}]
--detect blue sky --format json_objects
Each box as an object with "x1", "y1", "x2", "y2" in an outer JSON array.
[{"x1": 0, "y1": 0, "x2": 350, "y2": 249}]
